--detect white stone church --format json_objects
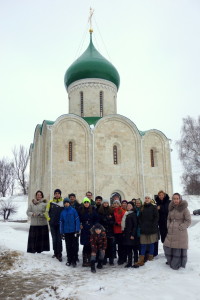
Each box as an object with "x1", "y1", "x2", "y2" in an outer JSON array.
[{"x1": 29, "y1": 31, "x2": 173, "y2": 202}]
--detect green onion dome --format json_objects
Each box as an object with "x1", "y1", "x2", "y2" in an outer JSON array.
[{"x1": 64, "y1": 33, "x2": 120, "y2": 90}]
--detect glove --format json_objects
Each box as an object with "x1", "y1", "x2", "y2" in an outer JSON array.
[
  {"x1": 61, "y1": 234, "x2": 65, "y2": 240},
  {"x1": 74, "y1": 232, "x2": 80, "y2": 238}
]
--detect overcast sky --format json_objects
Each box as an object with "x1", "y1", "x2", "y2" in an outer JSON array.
[{"x1": 1, "y1": 0, "x2": 200, "y2": 193}]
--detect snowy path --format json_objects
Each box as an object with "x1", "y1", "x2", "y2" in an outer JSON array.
[{"x1": 1, "y1": 217, "x2": 200, "y2": 300}]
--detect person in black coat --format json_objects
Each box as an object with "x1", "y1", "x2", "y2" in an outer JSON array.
[
  {"x1": 135, "y1": 195, "x2": 159, "y2": 266},
  {"x1": 155, "y1": 190, "x2": 171, "y2": 243},
  {"x1": 78, "y1": 197, "x2": 99, "y2": 267},
  {"x1": 98, "y1": 199, "x2": 115, "y2": 265},
  {"x1": 122, "y1": 202, "x2": 138, "y2": 268}
]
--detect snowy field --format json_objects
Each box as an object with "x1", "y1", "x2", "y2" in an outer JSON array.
[{"x1": 0, "y1": 195, "x2": 200, "y2": 300}]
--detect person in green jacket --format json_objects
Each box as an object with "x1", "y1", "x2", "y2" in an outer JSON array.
[{"x1": 45, "y1": 189, "x2": 63, "y2": 261}]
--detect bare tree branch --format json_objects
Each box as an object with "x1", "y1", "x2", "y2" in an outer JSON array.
[{"x1": 12, "y1": 145, "x2": 29, "y2": 195}]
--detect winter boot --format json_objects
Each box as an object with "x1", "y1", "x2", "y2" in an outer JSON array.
[
  {"x1": 134, "y1": 255, "x2": 145, "y2": 267},
  {"x1": 148, "y1": 254, "x2": 154, "y2": 261},
  {"x1": 91, "y1": 260, "x2": 96, "y2": 273},
  {"x1": 103, "y1": 257, "x2": 107, "y2": 265},
  {"x1": 82, "y1": 253, "x2": 88, "y2": 267},
  {"x1": 125, "y1": 253, "x2": 132, "y2": 268},
  {"x1": 97, "y1": 260, "x2": 103, "y2": 269},
  {"x1": 86, "y1": 254, "x2": 91, "y2": 267}
]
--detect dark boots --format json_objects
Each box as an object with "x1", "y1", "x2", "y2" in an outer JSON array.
[
  {"x1": 91, "y1": 260, "x2": 96, "y2": 273},
  {"x1": 82, "y1": 253, "x2": 88, "y2": 267},
  {"x1": 124, "y1": 252, "x2": 132, "y2": 268},
  {"x1": 97, "y1": 260, "x2": 103, "y2": 269}
]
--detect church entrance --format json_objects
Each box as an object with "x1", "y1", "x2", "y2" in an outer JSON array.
[{"x1": 110, "y1": 191, "x2": 123, "y2": 205}]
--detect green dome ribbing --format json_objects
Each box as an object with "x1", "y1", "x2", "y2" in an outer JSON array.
[{"x1": 64, "y1": 34, "x2": 120, "y2": 90}]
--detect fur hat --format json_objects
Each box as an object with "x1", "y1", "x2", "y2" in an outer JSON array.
[
  {"x1": 102, "y1": 199, "x2": 109, "y2": 204},
  {"x1": 113, "y1": 200, "x2": 121, "y2": 205},
  {"x1": 54, "y1": 189, "x2": 62, "y2": 195},
  {"x1": 93, "y1": 223, "x2": 103, "y2": 230}
]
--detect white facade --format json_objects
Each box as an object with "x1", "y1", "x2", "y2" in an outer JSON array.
[{"x1": 29, "y1": 77, "x2": 173, "y2": 202}]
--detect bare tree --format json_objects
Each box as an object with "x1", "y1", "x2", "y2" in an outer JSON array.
[
  {"x1": 0, "y1": 199, "x2": 18, "y2": 220},
  {"x1": 176, "y1": 116, "x2": 200, "y2": 195},
  {"x1": 0, "y1": 158, "x2": 15, "y2": 197},
  {"x1": 13, "y1": 145, "x2": 29, "y2": 195}
]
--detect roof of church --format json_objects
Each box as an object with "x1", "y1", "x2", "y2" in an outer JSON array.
[
  {"x1": 82, "y1": 116, "x2": 101, "y2": 126},
  {"x1": 64, "y1": 33, "x2": 120, "y2": 90}
]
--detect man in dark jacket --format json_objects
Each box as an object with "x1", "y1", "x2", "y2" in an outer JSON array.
[
  {"x1": 45, "y1": 189, "x2": 63, "y2": 261},
  {"x1": 68, "y1": 193, "x2": 80, "y2": 211}
]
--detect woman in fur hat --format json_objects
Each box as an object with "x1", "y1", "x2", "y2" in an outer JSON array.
[
  {"x1": 27, "y1": 190, "x2": 50, "y2": 253},
  {"x1": 163, "y1": 193, "x2": 191, "y2": 270}
]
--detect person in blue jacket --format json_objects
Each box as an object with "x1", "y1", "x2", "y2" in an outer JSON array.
[{"x1": 60, "y1": 197, "x2": 80, "y2": 267}]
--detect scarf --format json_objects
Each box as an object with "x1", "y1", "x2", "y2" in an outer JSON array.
[{"x1": 121, "y1": 211, "x2": 133, "y2": 231}]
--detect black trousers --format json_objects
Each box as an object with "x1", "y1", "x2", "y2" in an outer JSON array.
[
  {"x1": 105, "y1": 237, "x2": 115, "y2": 260},
  {"x1": 114, "y1": 233, "x2": 126, "y2": 263},
  {"x1": 64, "y1": 232, "x2": 79, "y2": 263},
  {"x1": 50, "y1": 224, "x2": 62, "y2": 257}
]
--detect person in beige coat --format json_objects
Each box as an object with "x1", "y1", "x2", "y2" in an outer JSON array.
[
  {"x1": 27, "y1": 190, "x2": 50, "y2": 253},
  {"x1": 163, "y1": 193, "x2": 191, "y2": 270}
]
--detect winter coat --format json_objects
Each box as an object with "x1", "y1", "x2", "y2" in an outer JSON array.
[
  {"x1": 164, "y1": 200, "x2": 191, "y2": 249},
  {"x1": 113, "y1": 207, "x2": 125, "y2": 234},
  {"x1": 155, "y1": 194, "x2": 171, "y2": 239},
  {"x1": 122, "y1": 211, "x2": 137, "y2": 246},
  {"x1": 90, "y1": 224, "x2": 107, "y2": 253},
  {"x1": 60, "y1": 206, "x2": 80, "y2": 234},
  {"x1": 98, "y1": 206, "x2": 115, "y2": 238},
  {"x1": 45, "y1": 198, "x2": 63, "y2": 226},
  {"x1": 139, "y1": 203, "x2": 159, "y2": 235},
  {"x1": 70, "y1": 200, "x2": 81, "y2": 211},
  {"x1": 27, "y1": 199, "x2": 48, "y2": 226},
  {"x1": 79, "y1": 206, "x2": 99, "y2": 245}
]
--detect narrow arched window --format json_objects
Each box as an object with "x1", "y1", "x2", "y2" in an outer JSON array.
[
  {"x1": 80, "y1": 91, "x2": 84, "y2": 117},
  {"x1": 69, "y1": 141, "x2": 73, "y2": 161},
  {"x1": 150, "y1": 149, "x2": 154, "y2": 167},
  {"x1": 113, "y1": 145, "x2": 118, "y2": 164},
  {"x1": 100, "y1": 91, "x2": 103, "y2": 117}
]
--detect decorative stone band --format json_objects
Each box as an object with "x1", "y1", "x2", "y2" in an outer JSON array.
[{"x1": 67, "y1": 78, "x2": 117, "y2": 94}]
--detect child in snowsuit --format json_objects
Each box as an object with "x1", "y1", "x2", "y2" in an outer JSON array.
[{"x1": 90, "y1": 223, "x2": 107, "y2": 273}]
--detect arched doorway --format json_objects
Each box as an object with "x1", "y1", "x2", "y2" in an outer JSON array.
[{"x1": 110, "y1": 191, "x2": 124, "y2": 204}]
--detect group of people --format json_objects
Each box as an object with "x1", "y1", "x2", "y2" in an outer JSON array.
[{"x1": 26, "y1": 189, "x2": 191, "y2": 273}]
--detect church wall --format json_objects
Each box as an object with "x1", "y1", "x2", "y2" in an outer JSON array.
[
  {"x1": 142, "y1": 131, "x2": 173, "y2": 198},
  {"x1": 93, "y1": 116, "x2": 143, "y2": 201},
  {"x1": 29, "y1": 126, "x2": 43, "y2": 202},
  {"x1": 68, "y1": 79, "x2": 117, "y2": 117},
  {"x1": 50, "y1": 116, "x2": 92, "y2": 201}
]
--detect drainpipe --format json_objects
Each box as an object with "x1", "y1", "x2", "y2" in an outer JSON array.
[
  {"x1": 50, "y1": 126, "x2": 53, "y2": 200},
  {"x1": 141, "y1": 137, "x2": 145, "y2": 199},
  {"x1": 90, "y1": 125, "x2": 95, "y2": 198}
]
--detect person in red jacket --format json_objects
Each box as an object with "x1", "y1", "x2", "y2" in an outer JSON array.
[
  {"x1": 90, "y1": 223, "x2": 107, "y2": 273},
  {"x1": 113, "y1": 200, "x2": 126, "y2": 265}
]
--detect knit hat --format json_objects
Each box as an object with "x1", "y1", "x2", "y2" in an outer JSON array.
[
  {"x1": 63, "y1": 197, "x2": 70, "y2": 204},
  {"x1": 127, "y1": 201, "x2": 134, "y2": 208},
  {"x1": 121, "y1": 200, "x2": 128, "y2": 204},
  {"x1": 54, "y1": 188, "x2": 62, "y2": 195},
  {"x1": 145, "y1": 193, "x2": 152, "y2": 200},
  {"x1": 82, "y1": 197, "x2": 91, "y2": 203},
  {"x1": 102, "y1": 199, "x2": 109, "y2": 204},
  {"x1": 94, "y1": 223, "x2": 102, "y2": 230},
  {"x1": 113, "y1": 200, "x2": 121, "y2": 205}
]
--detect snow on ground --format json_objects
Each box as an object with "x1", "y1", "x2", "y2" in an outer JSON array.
[{"x1": 0, "y1": 195, "x2": 200, "y2": 300}]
